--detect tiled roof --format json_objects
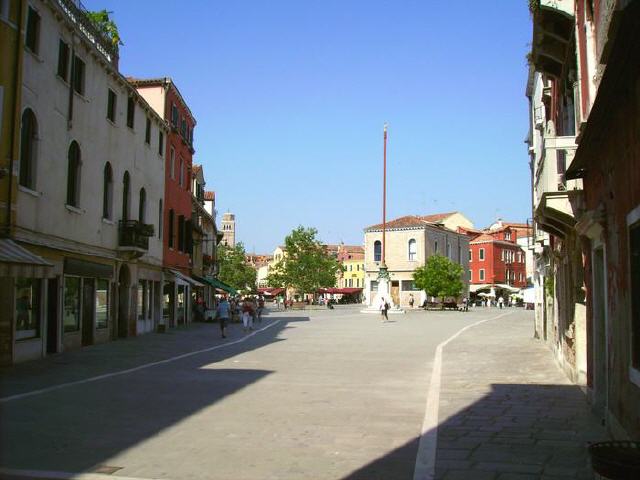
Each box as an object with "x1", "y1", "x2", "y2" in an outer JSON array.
[
  {"x1": 366, "y1": 212, "x2": 461, "y2": 231},
  {"x1": 469, "y1": 233, "x2": 496, "y2": 243},
  {"x1": 204, "y1": 191, "x2": 215, "y2": 201},
  {"x1": 418, "y1": 211, "x2": 457, "y2": 222}
]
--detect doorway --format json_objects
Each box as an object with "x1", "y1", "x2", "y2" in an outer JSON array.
[
  {"x1": 391, "y1": 281, "x2": 400, "y2": 306},
  {"x1": 118, "y1": 264, "x2": 131, "y2": 338},
  {"x1": 591, "y1": 247, "x2": 607, "y2": 420},
  {"x1": 82, "y1": 278, "x2": 94, "y2": 346},
  {"x1": 46, "y1": 278, "x2": 59, "y2": 354}
]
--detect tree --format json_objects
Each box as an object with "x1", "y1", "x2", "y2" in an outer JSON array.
[
  {"x1": 86, "y1": 10, "x2": 123, "y2": 47},
  {"x1": 267, "y1": 226, "x2": 343, "y2": 297},
  {"x1": 413, "y1": 254, "x2": 464, "y2": 305},
  {"x1": 217, "y1": 242, "x2": 257, "y2": 292}
]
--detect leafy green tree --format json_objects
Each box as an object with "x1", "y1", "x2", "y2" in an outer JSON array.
[
  {"x1": 267, "y1": 226, "x2": 343, "y2": 297},
  {"x1": 86, "y1": 10, "x2": 123, "y2": 47},
  {"x1": 217, "y1": 242, "x2": 257, "y2": 292},
  {"x1": 413, "y1": 254, "x2": 464, "y2": 305}
]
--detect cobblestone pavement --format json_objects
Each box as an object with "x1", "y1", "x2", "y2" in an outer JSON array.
[{"x1": 433, "y1": 312, "x2": 608, "y2": 480}]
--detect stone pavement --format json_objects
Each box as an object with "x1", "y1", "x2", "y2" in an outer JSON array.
[{"x1": 433, "y1": 311, "x2": 609, "y2": 479}]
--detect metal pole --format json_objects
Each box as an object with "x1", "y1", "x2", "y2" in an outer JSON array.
[{"x1": 382, "y1": 123, "x2": 387, "y2": 264}]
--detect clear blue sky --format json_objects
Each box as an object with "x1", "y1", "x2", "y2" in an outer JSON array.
[{"x1": 86, "y1": 0, "x2": 533, "y2": 253}]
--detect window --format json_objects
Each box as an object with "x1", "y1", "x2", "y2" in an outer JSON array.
[
  {"x1": 107, "y1": 89, "x2": 116, "y2": 122},
  {"x1": 179, "y1": 157, "x2": 184, "y2": 186},
  {"x1": 95, "y1": 279, "x2": 109, "y2": 329},
  {"x1": 25, "y1": 7, "x2": 40, "y2": 54},
  {"x1": 158, "y1": 131, "x2": 164, "y2": 156},
  {"x1": 19, "y1": 109, "x2": 38, "y2": 190},
  {"x1": 629, "y1": 211, "x2": 640, "y2": 370},
  {"x1": 348, "y1": 279, "x2": 353, "y2": 287},
  {"x1": 479, "y1": 269, "x2": 485, "y2": 281},
  {"x1": 501, "y1": 250, "x2": 505, "y2": 261},
  {"x1": 434, "y1": 241, "x2": 438, "y2": 254},
  {"x1": 15, "y1": 277, "x2": 40, "y2": 340},
  {"x1": 102, "y1": 162, "x2": 113, "y2": 219},
  {"x1": 401, "y1": 280, "x2": 419, "y2": 291},
  {"x1": 479, "y1": 248, "x2": 485, "y2": 261},
  {"x1": 158, "y1": 199, "x2": 163, "y2": 239},
  {"x1": 0, "y1": 0, "x2": 9, "y2": 19},
  {"x1": 408, "y1": 239, "x2": 417, "y2": 261},
  {"x1": 72, "y1": 56, "x2": 85, "y2": 95},
  {"x1": 178, "y1": 215, "x2": 185, "y2": 251},
  {"x1": 137, "y1": 280, "x2": 148, "y2": 321},
  {"x1": 181, "y1": 117, "x2": 186, "y2": 138},
  {"x1": 122, "y1": 171, "x2": 130, "y2": 221},
  {"x1": 127, "y1": 97, "x2": 135, "y2": 128},
  {"x1": 469, "y1": 250, "x2": 472, "y2": 261},
  {"x1": 468, "y1": 270, "x2": 472, "y2": 281},
  {"x1": 138, "y1": 188, "x2": 146, "y2": 223},
  {"x1": 171, "y1": 103, "x2": 178, "y2": 126},
  {"x1": 374, "y1": 240, "x2": 382, "y2": 262},
  {"x1": 145, "y1": 117, "x2": 151, "y2": 144},
  {"x1": 168, "y1": 209, "x2": 175, "y2": 248},
  {"x1": 66, "y1": 141, "x2": 81, "y2": 207},
  {"x1": 57, "y1": 40, "x2": 70, "y2": 81},
  {"x1": 446, "y1": 242, "x2": 451, "y2": 259},
  {"x1": 170, "y1": 147, "x2": 175, "y2": 179},
  {"x1": 63, "y1": 276, "x2": 80, "y2": 332}
]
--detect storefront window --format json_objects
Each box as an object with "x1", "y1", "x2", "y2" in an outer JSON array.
[
  {"x1": 15, "y1": 278, "x2": 40, "y2": 340},
  {"x1": 95, "y1": 279, "x2": 109, "y2": 329},
  {"x1": 137, "y1": 280, "x2": 145, "y2": 320},
  {"x1": 64, "y1": 276, "x2": 80, "y2": 332},
  {"x1": 177, "y1": 285, "x2": 185, "y2": 323}
]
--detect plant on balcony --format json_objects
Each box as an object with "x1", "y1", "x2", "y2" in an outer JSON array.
[
  {"x1": 86, "y1": 9, "x2": 123, "y2": 47},
  {"x1": 137, "y1": 223, "x2": 155, "y2": 237}
]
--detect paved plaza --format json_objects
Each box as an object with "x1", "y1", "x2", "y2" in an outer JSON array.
[{"x1": 0, "y1": 306, "x2": 607, "y2": 479}]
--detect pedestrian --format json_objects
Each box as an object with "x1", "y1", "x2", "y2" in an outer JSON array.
[
  {"x1": 498, "y1": 296, "x2": 504, "y2": 309},
  {"x1": 462, "y1": 297, "x2": 468, "y2": 312},
  {"x1": 409, "y1": 294, "x2": 414, "y2": 309},
  {"x1": 216, "y1": 296, "x2": 231, "y2": 338},
  {"x1": 380, "y1": 297, "x2": 389, "y2": 322},
  {"x1": 257, "y1": 296, "x2": 265, "y2": 323},
  {"x1": 242, "y1": 298, "x2": 254, "y2": 331}
]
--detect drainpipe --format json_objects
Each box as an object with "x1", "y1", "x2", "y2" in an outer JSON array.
[{"x1": 5, "y1": 0, "x2": 25, "y2": 237}]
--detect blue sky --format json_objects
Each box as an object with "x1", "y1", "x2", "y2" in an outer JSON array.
[{"x1": 86, "y1": 0, "x2": 533, "y2": 253}]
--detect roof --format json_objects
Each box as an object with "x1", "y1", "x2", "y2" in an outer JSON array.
[
  {"x1": 469, "y1": 233, "x2": 495, "y2": 243},
  {"x1": 419, "y1": 211, "x2": 457, "y2": 222},
  {"x1": 127, "y1": 77, "x2": 196, "y2": 124},
  {"x1": 204, "y1": 191, "x2": 215, "y2": 201},
  {"x1": 0, "y1": 239, "x2": 52, "y2": 266},
  {"x1": 365, "y1": 213, "x2": 462, "y2": 232}
]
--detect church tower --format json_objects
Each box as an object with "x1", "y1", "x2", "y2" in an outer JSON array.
[{"x1": 221, "y1": 212, "x2": 236, "y2": 247}]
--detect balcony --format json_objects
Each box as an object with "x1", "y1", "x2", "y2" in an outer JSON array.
[
  {"x1": 530, "y1": 0, "x2": 575, "y2": 78},
  {"x1": 118, "y1": 220, "x2": 154, "y2": 257},
  {"x1": 533, "y1": 134, "x2": 583, "y2": 238}
]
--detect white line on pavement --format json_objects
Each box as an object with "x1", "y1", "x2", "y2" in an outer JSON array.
[
  {"x1": 0, "y1": 320, "x2": 283, "y2": 404},
  {"x1": 413, "y1": 311, "x2": 514, "y2": 480}
]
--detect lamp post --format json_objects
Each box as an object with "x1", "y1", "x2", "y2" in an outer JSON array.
[{"x1": 379, "y1": 123, "x2": 390, "y2": 282}]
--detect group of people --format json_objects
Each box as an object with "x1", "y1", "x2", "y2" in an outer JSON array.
[{"x1": 214, "y1": 296, "x2": 265, "y2": 338}]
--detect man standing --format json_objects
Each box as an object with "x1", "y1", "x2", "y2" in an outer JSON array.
[
  {"x1": 216, "y1": 296, "x2": 231, "y2": 339},
  {"x1": 379, "y1": 297, "x2": 389, "y2": 322}
]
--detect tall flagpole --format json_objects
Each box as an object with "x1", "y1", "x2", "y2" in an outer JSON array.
[{"x1": 382, "y1": 123, "x2": 387, "y2": 265}]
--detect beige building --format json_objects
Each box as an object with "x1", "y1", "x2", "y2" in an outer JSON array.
[
  {"x1": 364, "y1": 214, "x2": 470, "y2": 307},
  {"x1": 221, "y1": 212, "x2": 235, "y2": 247}
]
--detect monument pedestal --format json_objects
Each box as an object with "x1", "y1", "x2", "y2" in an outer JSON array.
[{"x1": 360, "y1": 276, "x2": 405, "y2": 314}]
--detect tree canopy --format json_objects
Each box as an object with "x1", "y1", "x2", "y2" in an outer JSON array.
[
  {"x1": 413, "y1": 254, "x2": 465, "y2": 303},
  {"x1": 86, "y1": 10, "x2": 123, "y2": 47},
  {"x1": 267, "y1": 226, "x2": 343, "y2": 296},
  {"x1": 217, "y1": 242, "x2": 257, "y2": 292}
]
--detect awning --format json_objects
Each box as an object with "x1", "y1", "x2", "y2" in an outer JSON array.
[
  {"x1": 318, "y1": 288, "x2": 363, "y2": 295},
  {"x1": 257, "y1": 287, "x2": 284, "y2": 296},
  {"x1": 494, "y1": 284, "x2": 521, "y2": 293},
  {"x1": 0, "y1": 239, "x2": 53, "y2": 278},
  {"x1": 205, "y1": 276, "x2": 237, "y2": 295},
  {"x1": 469, "y1": 284, "x2": 492, "y2": 293},
  {"x1": 165, "y1": 269, "x2": 205, "y2": 287}
]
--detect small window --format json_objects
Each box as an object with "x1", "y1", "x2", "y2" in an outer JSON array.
[
  {"x1": 479, "y1": 248, "x2": 485, "y2": 261},
  {"x1": 145, "y1": 117, "x2": 151, "y2": 144},
  {"x1": 72, "y1": 56, "x2": 85, "y2": 95},
  {"x1": 446, "y1": 242, "x2": 452, "y2": 259},
  {"x1": 127, "y1": 97, "x2": 135, "y2": 128},
  {"x1": 66, "y1": 141, "x2": 81, "y2": 207},
  {"x1": 171, "y1": 103, "x2": 178, "y2": 126},
  {"x1": 158, "y1": 131, "x2": 164, "y2": 156},
  {"x1": 479, "y1": 269, "x2": 485, "y2": 281},
  {"x1": 468, "y1": 250, "x2": 472, "y2": 261},
  {"x1": 408, "y1": 239, "x2": 417, "y2": 261},
  {"x1": 107, "y1": 89, "x2": 116, "y2": 122},
  {"x1": 168, "y1": 209, "x2": 175, "y2": 248},
  {"x1": 95, "y1": 279, "x2": 109, "y2": 329},
  {"x1": 57, "y1": 40, "x2": 70, "y2": 81},
  {"x1": 374, "y1": 240, "x2": 382, "y2": 262},
  {"x1": 25, "y1": 7, "x2": 40, "y2": 54},
  {"x1": 434, "y1": 241, "x2": 439, "y2": 254}
]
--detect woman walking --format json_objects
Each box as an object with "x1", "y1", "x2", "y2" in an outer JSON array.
[
  {"x1": 380, "y1": 297, "x2": 389, "y2": 322},
  {"x1": 242, "y1": 298, "x2": 254, "y2": 332}
]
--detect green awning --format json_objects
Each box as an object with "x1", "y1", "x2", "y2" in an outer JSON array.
[{"x1": 205, "y1": 276, "x2": 237, "y2": 295}]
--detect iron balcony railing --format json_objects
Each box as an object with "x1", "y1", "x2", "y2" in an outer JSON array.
[{"x1": 119, "y1": 220, "x2": 154, "y2": 250}]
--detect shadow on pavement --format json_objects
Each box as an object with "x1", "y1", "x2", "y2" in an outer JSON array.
[
  {"x1": 0, "y1": 316, "x2": 309, "y2": 475},
  {"x1": 341, "y1": 383, "x2": 607, "y2": 480}
]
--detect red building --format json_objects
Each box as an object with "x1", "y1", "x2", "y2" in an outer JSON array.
[
  {"x1": 131, "y1": 78, "x2": 197, "y2": 326},
  {"x1": 467, "y1": 226, "x2": 527, "y2": 292}
]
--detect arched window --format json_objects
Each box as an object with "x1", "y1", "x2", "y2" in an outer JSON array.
[
  {"x1": 66, "y1": 141, "x2": 81, "y2": 207},
  {"x1": 138, "y1": 188, "x2": 146, "y2": 223},
  {"x1": 102, "y1": 162, "x2": 113, "y2": 219},
  {"x1": 122, "y1": 171, "x2": 130, "y2": 221},
  {"x1": 374, "y1": 240, "x2": 382, "y2": 262},
  {"x1": 408, "y1": 239, "x2": 417, "y2": 261},
  {"x1": 19, "y1": 109, "x2": 38, "y2": 189}
]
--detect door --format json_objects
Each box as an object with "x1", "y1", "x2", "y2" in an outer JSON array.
[
  {"x1": 82, "y1": 278, "x2": 94, "y2": 346},
  {"x1": 391, "y1": 281, "x2": 400, "y2": 306},
  {"x1": 46, "y1": 278, "x2": 59, "y2": 354}
]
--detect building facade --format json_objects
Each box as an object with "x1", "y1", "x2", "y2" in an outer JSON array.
[
  {"x1": 363, "y1": 215, "x2": 470, "y2": 308},
  {"x1": 1, "y1": 0, "x2": 168, "y2": 364}
]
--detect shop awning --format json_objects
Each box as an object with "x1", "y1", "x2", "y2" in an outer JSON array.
[
  {"x1": 165, "y1": 269, "x2": 205, "y2": 287},
  {"x1": 0, "y1": 239, "x2": 53, "y2": 277},
  {"x1": 318, "y1": 288, "x2": 363, "y2": 295},
  {"x1": 257, "y1": 287, "x2": 284, "y2": 296},
  {"x1": 205, "y1": 276, "x2": 237, "y2": 295}
]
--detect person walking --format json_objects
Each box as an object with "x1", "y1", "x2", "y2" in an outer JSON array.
[
  {"x1": 462, "y1": 297, "x2": 468, "y2": 312},
  {"x1": 380, "y1": 297, "x2": 389, "y2": 322},
  {"x1": 216, "y1": 296, "x2": 231, "y2": 338},
  {"x1": 498, "y1": 296, "x2": 504, "y2": 309},
  {"x1": 242, "y1": 298, "x2": 254, "y2": 332},
  {"x1": 257, "y1": 296, "x2": 265, "y2": 323},
  {"x1": 409, "y1": 294, "x2": 414, "y2": 309}
]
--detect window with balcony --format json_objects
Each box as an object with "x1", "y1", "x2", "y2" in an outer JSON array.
[
  {"x1": 374, "y1": 240, "x2": 381, "y2": 262},
  {"x1": 19, "y1": 108, "x2": 38, "y2": 190}
]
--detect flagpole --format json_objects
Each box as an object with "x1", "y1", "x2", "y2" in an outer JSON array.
[{"x1": 382, "y1": 123, "x2": 387, "y2": 265}]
